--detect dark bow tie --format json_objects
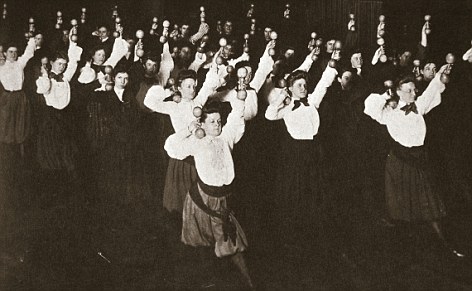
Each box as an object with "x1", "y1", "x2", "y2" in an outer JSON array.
[
  {"x1": 91, "y1": 64, "x2": 106, "y2": 74},
  {"x1": 292, "y1": 98, "x2": 310, "y2": 111},
  {"x1": 49, "y1": 72, "x2": 64, "y2": 82},
  {"x1": 400, "y1": 102, "x2": 418, "y2": 115}
]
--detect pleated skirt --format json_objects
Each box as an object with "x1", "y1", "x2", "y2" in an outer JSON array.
[
  {"x1": 385, "y1": 148, "x2": 446, "y2": 222},
  {"x1": 0, "y1": 90, "x2": 30, "y2": 144}
]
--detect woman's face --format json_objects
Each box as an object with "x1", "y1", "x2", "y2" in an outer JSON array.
[
  {"x1": 201, "y1": 112, "x2": 222, "y2": 137},
  {"x1": 92, "y1": 49, "x2": 106, "y2": 65},
  {"x1": 114, "y1": 72, "x2": 129, "y2": 89},
  {"x1": 179, "y1": 78, "x2": 196, "y2": 100},
  {"x1": 289, "y1": 78, "x2": 308, "y2": 99},
  {"x1": 51, "y1": 58, "x2": 68, "y2": 74}
]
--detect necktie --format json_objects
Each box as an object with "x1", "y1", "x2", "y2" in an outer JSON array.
[
  {"x1": 49, "y1": 72, "x2": 64, "y2": 82},
  {"x1": 400, "y1": 102, "x2": 418, "y2": 115},
  {"x1": 292, "y1": 98, "x2": 310, "y2": 111}
]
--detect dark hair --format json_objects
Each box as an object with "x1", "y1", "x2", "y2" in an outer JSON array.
[
  {"x1": 114, "y1": 65, "x2": 128, "y2": 76},
  {"x1": 286, "y1": 70, "x2": 307, "y2": 88},
  {"x1": 200, "y1": 100, "x2": 222, "y2": 123},
  {"x1": 395, "y1": 74, "x2": 416, "y2": 90},
  {"x1": 51, "y1": 51, "x2": 69, "y2": 63},
  {"x1": 235, "y1": 61, "x2": 251, "y2": 71},
  {"x1": 177, "y1": 69, "x2": 197, "y2": 86}
]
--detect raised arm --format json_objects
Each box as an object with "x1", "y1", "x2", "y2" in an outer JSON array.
[
  {"x1": 64, "y1": 41, "x2": 83, "y2": 82},
  {"x1": 415, "y1": 72, "x2": 445, "y2": 115},
  {"x1": 164, "y1": 126, "x2": 197, "y2": 160},
  {"x1": 158, "y1": 41, "x2": 174, "y2": 86},
  {"x1": 265, "y1": 87, "x2": 289, "y2": 121},
  {"x1": 193, "y1": 64, "x2": 221, "y2": 107},
  {"x1": 250, "y1": 41, "x2": 275, "y2": 93},
  {"x1": 308, "y1": 66, "x2": 338, "y2": 108},
  {"x1": 143, "y1": 84, "x2": 175, "y2": 114},
  {"x1": 221, "y1": 98, "x2": 245, "y2": 147},
  {"x1": 364, "y1": 92, "x2": 392, "y2": 125},
  {"x1": 18, "y1": 37, "x2": 36, "y2": 68},
  {"x1": 103, "y1": 37, "x2": 130, "y2": 68}
]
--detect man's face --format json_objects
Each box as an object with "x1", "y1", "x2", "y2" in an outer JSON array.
[
  {"x1": 421, "y1": 63, "x2": 436, "y2": 81},
  {"x1": 114, "y1": 72, "x2": 129, "y2": 89},
  {"x1": 338, "y1": 71, "x2": 353, "y2": 89},
  {"x1": 5, "y1": 46, "x2": 18, "y2": 62},
  {"x1": 221, "y1": 45, "x2": 233, "y2": 59},
  {"x1": 62, "y1": 30, "x2": 70, "y2": 42},
  {"x1": 224, "y1": 21, "x2": 233, "y2": 35},
  {"x1": 98, "y1": 26, "x2": 109, "y2": 41},
  {"x1": 51, "y1": 58, "x2": 68, "y2": 74},
  {"x1": 144, "y1": 59, "x2": 157, "y2": 75},
  {"x1": 350, "y1": 53, "x2": 363, "y2": 68}
]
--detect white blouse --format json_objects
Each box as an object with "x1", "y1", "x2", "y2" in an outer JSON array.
[
  {"x1": 210, "y1": 48, "x2": 275, "y2": 121},
  {"x1": 164, "y1": 100, "x2": 245, "y2": 187},
  {"x1": 144, "y1": 69, "x2": 220, "y2": 132},
  {"x1": 364, "y1": 74, "x2": 445, "y2": 147},
  {"x1": 35, "y1": 42, "x2": 83, "y2": 110},
  {"x1": 0, "y1": 38, "x2": 35, "y2": 91},
  {"x1": 265, "y1": 66, "x2": 338, "y2": 140}
]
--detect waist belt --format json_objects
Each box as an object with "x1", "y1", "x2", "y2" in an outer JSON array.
[{"x1": 391, "y1": 141, "x2": 427, "y2": 170}]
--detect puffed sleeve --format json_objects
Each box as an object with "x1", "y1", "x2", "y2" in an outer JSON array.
[
  {"x1": 221, "y1": 98, "x2": 245, "y2": 148},
  {"x1": 265, "y1": 87, "x2": 289, "y2": 121},
  {"x1": 415, "y1": 73, "x2": 445, "y2": 115},
  {"x1": 36, "y1": 76, "x2": 52, "y2": 95},
  {"x1": 18, "y1": 38, "x2": 36, "y2": 68},
  {"x1": 158, "y1": 41, "x2": 174, "y2": 86},
  {"x1": 164, "y1": 128, "x2": 197, "y2": 160},
  {"x1": 364, "y1": 92, "x2": 391, "y2": 125},
  {"x1": 143, "y1": 85, "x2": 175, "y2": 114},
  {"x1": 103, "y1": 37, "x2": 130, "y2": 68},
  {"x1": 250, "y1": 48, "x2": 274, "y2": 93},
  {"x1": 308, "y1": 66, "x2": 338, "y2": 108}
]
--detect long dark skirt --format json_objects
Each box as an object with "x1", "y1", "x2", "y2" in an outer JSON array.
[
  {"x1": 272, "y1": 128, "x2": 322, "y2": 242},
  {"x1": 385, "y1": 144, "x2": 446, "y2": 222},
  {"x1": 163, "y1": 157, "x2": 198, "y2": 214},
  {"x1": 0, "y1": 90, "x2": 30, "y2": 144},
  {"x1": 36, "y1": 106, "x2": 77, "y2": 171}
]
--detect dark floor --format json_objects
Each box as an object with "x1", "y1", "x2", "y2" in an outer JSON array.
[{"x1": 1, "y1": 144, "x2": 472, "y2": 291}]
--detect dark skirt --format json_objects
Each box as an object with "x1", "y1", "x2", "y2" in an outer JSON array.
[
  {"x1": 272, "y1": 128, "x2": 322, "y2": 239},
  {"x1": 36, "y1": 106, "x2": 77, "y2": 171},
  {"x1": 163, "y1": 157, "x2": 198, "y2": 213},
  {"x1": 385, "y1": 143, "x2": 446, "y2": 222},
  {"x1": 0, "y1": 90, "x2": 30, "y2": 144}
]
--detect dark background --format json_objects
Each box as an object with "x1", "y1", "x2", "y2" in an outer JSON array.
[{"x1": 1, "y1": 0, "x2": 471, "y2": 58}]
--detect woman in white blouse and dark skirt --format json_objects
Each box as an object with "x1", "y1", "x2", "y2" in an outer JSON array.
[
  {"x1": 164, "y1": 99, "x2": 253, "y2": 288},
  {"x1": 364, "y1": 71, "x2": 466, "y2": 258},
  {"x1": 264, "y1": 66, "x2": 337, "y2": 249},
  {"x1": 144, "y1": 69, "x2": 219, "y2": 215}
]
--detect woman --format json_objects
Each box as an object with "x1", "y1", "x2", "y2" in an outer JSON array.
[
  {"x1": 264, "y1": 67, "x2": 337, "y2": 248},
  {"x1": 364, "y1": 71, "x2": 465, "y2": 258},
  {"x1": 144, "y1": 68, "x2": 220, "y2": 214},
  {"x1": 164, "y1": 99, "x2": 253, "y2": 288}
]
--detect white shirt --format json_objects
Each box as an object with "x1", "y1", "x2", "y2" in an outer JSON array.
[
  {"x1": 0, "y1": 38, "x2": 35, "y2": 91},
  {"x1": 144, "y1": 69, "x2": 220, "y2": 132},
  {"x1": 364, "y1": 74, "x2": 445, "y2": 147},
  {"x1": 164, "y1": 100, "x2": 245, "y2": 186},
  {"x1": 265, "y1": 66, "x2": 337, "y2": 140},
  {"x1": 114, "y1": 87, "x2": 125, "y2": 102}
]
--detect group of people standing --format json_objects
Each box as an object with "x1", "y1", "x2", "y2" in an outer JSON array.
[{"x1": 1, "y1": 4, "x2": 471, "y2": 289}]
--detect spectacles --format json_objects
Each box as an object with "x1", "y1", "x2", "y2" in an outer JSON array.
[{"x1": 399, "y1": 88, "x2": 418, "y2": 94}]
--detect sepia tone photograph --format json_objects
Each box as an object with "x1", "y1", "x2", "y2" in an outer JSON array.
[{"x1": 0, "y1": 0, "x2": 471, "y2": 289}]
